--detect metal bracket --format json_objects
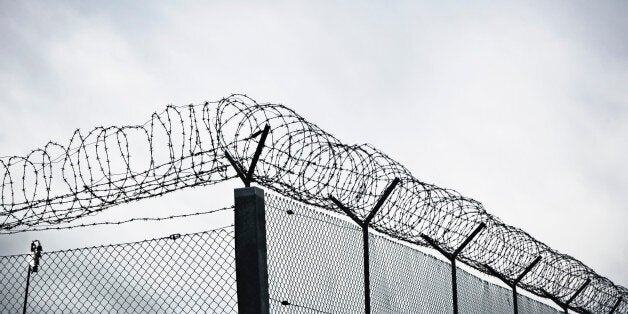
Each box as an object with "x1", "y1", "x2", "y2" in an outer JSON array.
[
  {"x1": 329, "y1": 196, "x2": 363, "y2": 226},
  {"x1": 484, "y1": 256, "x2": 541, "y2": 314},
  {"x1": 610, "y1": 297, "x2": 623, "y2": 314},
  {"x1": 453, "y1": 223, "x2": 486, "y2": 258},
  {"x1": 484, "y1": 256, "x2": 541, "y2": 288},
  {"x1": 484, "y1": 264, "x2": 513, "y2": 287},
  {"x1": 420, "y1": 223, "x2": 486, "y2": 314},
  {"x1": 328, "y1": 177, "x2": 400, "y2": 314},
  {"x1": 566, "y1": 278, "x2": 591, "y2": 307},
  {"x1": 329, "y1": 178, "x2": 400, "y2": 227},
  {"x1": 420, "y1": 234, "x2": 453, "y2": 260},
  {"x1": 224, "y1": 124, "x2": 271, "y2": 187},
  {"x1": 540, "y1": 289, "x2": 569, "y2": 313},
  {"x1": 515, "y1": 256, "x2": 541, "y2": 285},
  {"x1": 421, "y1": 222, "x2": 486, "y2": 262}
]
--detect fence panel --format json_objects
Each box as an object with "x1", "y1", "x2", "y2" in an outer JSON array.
[
  {"x1": 265, "y1": 192, "x2": 563, "y2": 314},
  {"x1": 518, "y1": 294, "x2": 565, "y2": 314},
  {"x1": 0, "y1": 192, "x2": 582, "y2": 313},
  {"x1": 369, "y1": 233, "x2": 452, "y2": 313},
  {"x1": 0, "y1": 227, "x2": 236, "y2": 313},
  {"x1": 0, "y1": 255, "x2": 29, "y2": 313},
  {"x1": 266, "y1": 194, "x2": 364, "y2": 313},
  {"x1": 458, "y1": 266, "x2": 512, "y2": 313}
]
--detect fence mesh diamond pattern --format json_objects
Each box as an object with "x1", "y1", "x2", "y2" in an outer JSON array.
[
  {"x1": 265, "y1": 193, "x2": 564, "y2": 314},
  {"x1": 0, "y1": 193, "x2": 608, "y2": 313},
  {"x1": 0, "y1": 227, "x2": 236, "y2": 313}
]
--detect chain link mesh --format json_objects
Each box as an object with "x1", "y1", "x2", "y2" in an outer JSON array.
[
  {"x1": 265, "y1": 192, "x2": 565, "y2": 314},
  {"x1": 369, "y1": 232, "x2": 452, "y2": 313},
  {"x1": 266, "y1": 193, "x2": 364, "y2": 313},
  {"x1": 0, "y1": 254, "x2": 28, "y2": 313},
  {"x1": 458, "y1": 267, "x2": 511, "y2": 313},
  {"x1": 0, "y1": 191, "x2": 618, "y2": 313},
  {"x1": 0, "y1": 226, "x2": 236, "y2": 313}
]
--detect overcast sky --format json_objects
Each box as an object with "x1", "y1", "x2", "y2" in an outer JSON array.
[{"x1": 1, "y1": 1, "x2": 627, "y2": 286}]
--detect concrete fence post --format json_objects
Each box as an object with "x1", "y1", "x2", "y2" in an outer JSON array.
[{"x1": 234, "y1": 186, "x2": 270, "y2": 314}]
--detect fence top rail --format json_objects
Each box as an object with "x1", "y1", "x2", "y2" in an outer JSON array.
[{"x1": 0, "y1": 94, "x2": 626, "y2": 313}]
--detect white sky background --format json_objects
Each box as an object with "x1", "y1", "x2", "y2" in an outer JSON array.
[{"x1": 0, "y1": 1, "x2": 627, "y2": 287}]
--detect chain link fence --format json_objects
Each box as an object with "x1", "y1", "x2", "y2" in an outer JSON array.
[
  {"x1": 0, "y1": 192, "x2": 603, "y2": 313},
  {"x1": 0, "y1": 226, "x2": 236, "y2": 313},
  {"x1": 265, "y1": 193, "x2": 564, "y2": 314}
]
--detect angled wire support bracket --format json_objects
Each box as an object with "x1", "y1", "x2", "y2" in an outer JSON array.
[
  {"x1": 453, "y1": 223, "x2": 486, "y2": 258},
  {"x1": 610, "y1": 297, "x2": 622, "y2": 314},
  {"x1": 329, "y1": 196, "x2": 363, "y2": 226},
  {"x1": 483, "y1": 256, "x2": 541, "y2": 291},
  {"x1": 224, "y1": 124, "x2": 271, "y2": 187},
  {"x1": 420, "y1": 222, "x2": 486, "y2": 262},
  {"x1": 329, "y1": 177, "x2": 401, "y2": 227},
  {"x1": 484, "y1": 264, "x2": 513, "y2": 287},
  {"x1": 515, "y1": 256, "x2": 542, "y2": 285},
  {"x1": 566, "y1": 278, "x2": 591, "y2": 308},
  {"x1": 420, "y1": 234, "x2": 454, "y2": 260},
  {"x1": 540, "y1": 289, "x2": 571, "y2": 313},
  {"x1": 484, "y1": 256, "x2": 541, "y2": 314},
  {"x1": 420, "y1": 222, "x2": 486, "y2": 314},
  {"x1": 328, "y1": 177, "x2": 400, "y2": 314}
]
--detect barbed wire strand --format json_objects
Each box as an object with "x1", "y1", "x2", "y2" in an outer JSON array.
[{"x1": 0, "y1": 205, "x2": 233, "y2": 234}]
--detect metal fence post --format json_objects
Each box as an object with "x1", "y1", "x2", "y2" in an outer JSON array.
[
  {"x1": 234, "y1": 186, "x2": 270, "y2": 314},
  {"x1": 540, "y1": 278, "x2": 592, "y2": 313},
  {"x1": 564, "y1": 279, "x2": 591, "y2": 313},
  {"x1": 22, "y1": 265, "x2": 31, "y2": 314},
  {"x1": 329, "y1": 178, "x2": 400, "y2": 314},
  {"x1": 485, "y1": 256, "x2": 541, "y2": 314},
  {"x1": 610, "y1": 297, "x2": 622, "y2": 314},
  {"x1": 421, "y1": 223, "x2": 486, "y2": 314},
  {"x1": 22, "y1": 240, "x2": 42, "y2": 314}
]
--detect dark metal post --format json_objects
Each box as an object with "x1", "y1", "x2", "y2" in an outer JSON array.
[
  {"x1": 234, "y1": 187, "x2": 270, "y2": 314},
  {"x1": 451, "y1": 259, "x2": 458, "y2": 314},
  {"x1": 421, "y1": 222, "x2": 486, "y2": 314},
  {"x1": 362, "y1": 226, "x2": 371, "y2": 314},
  {"x1": 513, "y1": 256, "x2": 541, "y2": 314},
  {"x1": 610, "y1": 297, "x2": 622, "y2": 314},
  {"x1": 22, "y1": 240, "x2": 42, "y2": 314},
  {"x1": 512, "y1": 287, "x2": 517, "y2": 314},
  {"x1": 563, "y1": 278, "x2": 590, "y2": 313},
  {"x1": 225, "y1": 124, "x2": 270, "y2": 188},
  {"x1": 22, "y1": 265, "x2": 31, "y2": 314},
  {"x1": 329, "y1": 178, "x2": 400, "y2": 314},
  {"x1": 484, "y1": 256, "x2": 540, "y2": 314},
  {"x1": 540, "y1": 278, "x2": 590, "y2": 313}
]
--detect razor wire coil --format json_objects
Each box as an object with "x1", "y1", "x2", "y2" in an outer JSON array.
[{"x1": 0, "y1": 94, "x2": 625, "y2": 313}]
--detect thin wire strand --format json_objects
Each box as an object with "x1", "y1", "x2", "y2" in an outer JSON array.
[{"x1": 0, "y1": 206, "x2": 233, "y2": 234}]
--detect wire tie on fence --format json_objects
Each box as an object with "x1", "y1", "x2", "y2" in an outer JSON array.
[
  {"x1": 281, "y1": 300, "x2": 291, "y2": 306},
  {"x1": 286, "y1": 210, "x2": 294, "y2": 215},
  {"x1": 168, "y1": 233, "x2": 181, "y2": 240}
]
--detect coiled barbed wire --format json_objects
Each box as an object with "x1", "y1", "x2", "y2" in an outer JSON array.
[{"x1": 0, "y1": 94, "x2": 625, "y2": 313}]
